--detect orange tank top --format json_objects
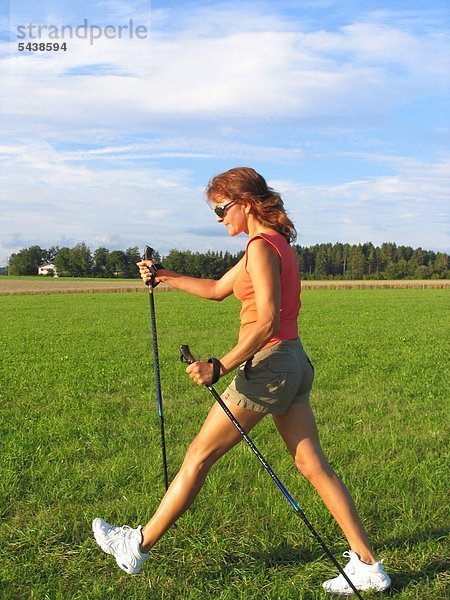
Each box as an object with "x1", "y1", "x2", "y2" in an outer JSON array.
[{"x1": 233, "y1": 232, "x2": 301, "y2": 349}]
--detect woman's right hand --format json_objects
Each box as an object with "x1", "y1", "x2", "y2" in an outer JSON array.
[{"x1": 136, "y1": 260, "x2": 159, "y2": 285}]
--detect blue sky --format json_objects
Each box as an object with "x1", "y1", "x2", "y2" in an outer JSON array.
[{"x1": 0, "y1": 0, "x2": 449, "y2": 263}]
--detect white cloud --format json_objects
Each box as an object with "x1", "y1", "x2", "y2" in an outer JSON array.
[
  {"x1": 1, "y1": 134, "x2": 449, "y2": 256},
  {"x1": 59, "y1": 138, "x2": 303, "y2": 162},
  {"x1": 275, "y1": 156, "x2": 450, "y2": 250},
  {"x1": 1, "y1": 2, "x2": 449, "y2": 257},
  {"x1": 1, "y1": 6, "x2": 448, "y2": 136}
]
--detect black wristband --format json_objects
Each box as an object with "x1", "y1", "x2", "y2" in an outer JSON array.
[{"x1": 207, "y1": 357, "x2": 221, "y2": 385}]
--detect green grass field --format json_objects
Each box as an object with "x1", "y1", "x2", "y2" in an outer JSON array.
[{"x1": 0, "y1": 288, "x2": 448, "y2": 599}]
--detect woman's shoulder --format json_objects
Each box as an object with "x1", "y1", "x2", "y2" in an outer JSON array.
[
  {"x1": 245, "y1": 235, "x2": 282, "y2": 273},
  {"x1": 247, "y1": 231, "x2": 287, "y2": 256}
]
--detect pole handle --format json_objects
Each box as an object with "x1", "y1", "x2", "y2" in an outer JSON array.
[
  {"x1": 143, "y1": 245, "x2": 154, "y2": 260},
  {"x1": 142, "y1": 245, "x2": 156, "y2": 288},
  {"x1": 180, "y1": 345, "x2": 196, "y2": 365}
]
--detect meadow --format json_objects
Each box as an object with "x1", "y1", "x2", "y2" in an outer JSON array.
[{"x1": 0, "y1": 287, "x2": 448, "y2": 599}]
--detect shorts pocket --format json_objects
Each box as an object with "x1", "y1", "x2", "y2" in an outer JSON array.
[{"x1": 234, "y1": 361, "x2": 288, "y2": 397}]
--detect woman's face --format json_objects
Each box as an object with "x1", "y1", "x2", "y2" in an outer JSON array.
[{"x1": 214, "y1": 198, "x2": 248, "y2": 236}]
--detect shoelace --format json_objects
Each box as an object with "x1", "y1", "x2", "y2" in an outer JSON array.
[
  {"x1": 107, "y1": 525, "x2": 135, "y2": 541},
  {"x1": 119, "y1": 525, "x2": 136, "y2": 540}
]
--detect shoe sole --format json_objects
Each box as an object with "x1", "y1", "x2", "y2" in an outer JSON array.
[
  {"x1": 114, "y1": 556, "x2": 140, "y2": 575},
  {"x1": 323, "y1": 583, "x2": 391, "y2": 595},
  {"x1": 360, "y1": 583, "x2": 391, "y2": 593}
]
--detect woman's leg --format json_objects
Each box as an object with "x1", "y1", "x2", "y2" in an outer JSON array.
[
  {"x1": 273, "y1": 402, "x2": 376, "y2": 564},
  {"x1": 141, "y1": 399, "x2": 265, "y2": 551}
]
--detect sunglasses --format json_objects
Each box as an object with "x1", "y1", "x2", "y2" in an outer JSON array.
[{"x1": 214, "y1": 199, "x2": 237, "y2": 218}]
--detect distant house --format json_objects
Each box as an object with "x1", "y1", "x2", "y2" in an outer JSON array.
[{"x1": 38, "y1": 263, "x2": 58, "y2": 277}]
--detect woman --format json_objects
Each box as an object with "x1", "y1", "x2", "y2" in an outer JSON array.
[{"x1": 92, "y1": 167, "x2": 390, "y2": 595}]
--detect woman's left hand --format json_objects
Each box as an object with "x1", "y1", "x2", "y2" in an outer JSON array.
[{"x1": 186, "y1": 361, "x2": 214, "y2": 386}]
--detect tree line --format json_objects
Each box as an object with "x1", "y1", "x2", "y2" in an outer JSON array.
[
  {"x1": 6, "y1": 242, "x2": 449, "y2": 279},
  {"x1": 296, "y1": 242, "x2": 448, "y2": 280},
  {"x1": 7, "y1": 244, "x2": 143, "y2": 278}
]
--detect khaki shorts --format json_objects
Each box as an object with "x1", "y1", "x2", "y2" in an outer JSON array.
[{"x1": 222, "y1": 338, "x2": 314, "y2": 415}]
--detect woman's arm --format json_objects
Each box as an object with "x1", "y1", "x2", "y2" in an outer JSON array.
[
  {"x1": 137, "y1": 257, "x2": 244, "y2": 301},
  {"x1": 219, "y1": 238, "x2": 281, "y2": 372},
  {"x1": 186, "y1": 238, "x2": 281, "y2": 383}
]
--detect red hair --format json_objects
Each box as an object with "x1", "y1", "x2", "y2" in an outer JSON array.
[{"x1": 206, "y1": 167, "x2": 297, "y2": 243}]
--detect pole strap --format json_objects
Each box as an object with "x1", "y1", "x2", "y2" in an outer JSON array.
[{"x1": 207, "y1": 357, "x2": 222, "y2": 385}]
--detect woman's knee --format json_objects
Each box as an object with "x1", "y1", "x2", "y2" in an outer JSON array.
[
  {"x1": 182, "y1": 437, "x2": 223, "y2": 475},
  {"x1": 295, "y1": 450, "x2": 333, "y2": 481}
]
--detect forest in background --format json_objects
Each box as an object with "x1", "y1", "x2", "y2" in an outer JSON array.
[{"x1": 5, "y1": 242, "x2": 449, "y2": 280}]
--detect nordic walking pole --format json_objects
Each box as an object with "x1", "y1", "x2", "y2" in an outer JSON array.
[
  {"x1": 143, "y1": 245, "x2": 169, "y2": 493},
  {"x1": 180, "y1": 344, "x2": 364, "y2": 600}
]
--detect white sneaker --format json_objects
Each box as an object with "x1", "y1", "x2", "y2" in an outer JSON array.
[
  {"x1": 323, "y1": 551, "x2": 391, "y2": 595},
  {"x1": 92, "y1": 518, "x2": 150, "y2": 574}
]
